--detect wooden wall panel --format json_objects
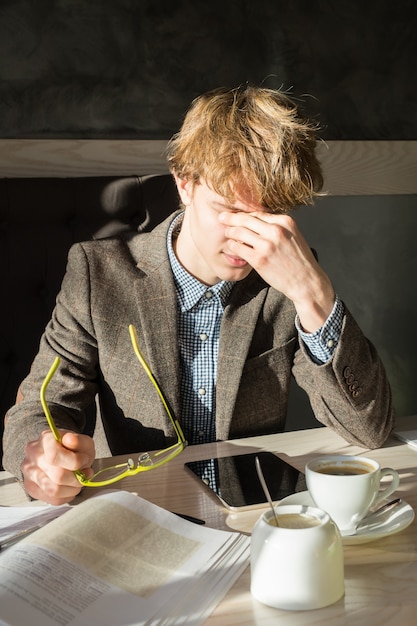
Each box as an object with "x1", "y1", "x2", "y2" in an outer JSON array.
[{"x1": 0, "y1": 139, "x2": 416, "y2": 196}]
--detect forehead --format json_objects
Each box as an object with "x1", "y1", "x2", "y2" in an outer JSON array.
[{"x1": 199, "y1": 178, "x2": 269, "y2": 213}]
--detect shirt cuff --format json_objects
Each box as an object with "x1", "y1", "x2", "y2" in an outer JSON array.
[{"x1": 295, "y1": 295, "x2": 345, "y2": 364}]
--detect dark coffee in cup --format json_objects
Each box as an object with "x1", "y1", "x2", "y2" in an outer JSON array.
[{"x1": 316, "y1": 463, "x2": 373, "y2": 476}]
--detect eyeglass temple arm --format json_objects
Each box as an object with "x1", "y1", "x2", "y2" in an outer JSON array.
[
  {"x1": 40, "y1": 357, "x2": 89, "y2": 484},
  {"x1": 128, "y1": 324, "x2": 186, "y2": 443},
  {"x1": 40, "y1": 356, "x2": 63, "y2": 443}
]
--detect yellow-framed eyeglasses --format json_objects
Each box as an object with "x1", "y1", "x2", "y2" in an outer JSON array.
[{"x1": 40, "y1": 324, "x2": 187, "y2": 487}]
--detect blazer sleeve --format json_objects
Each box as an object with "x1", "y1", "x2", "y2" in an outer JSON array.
[
  {"x1": 2, "y1": 243, "x2": 100, "y2": 481},
  {"x1": 292, "y1": 304, "x2": 396, "y2": 449}
]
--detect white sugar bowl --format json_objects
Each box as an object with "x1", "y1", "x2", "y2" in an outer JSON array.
[{"x1": 250, "y1": 504, "x2": 344, "y2": 611}]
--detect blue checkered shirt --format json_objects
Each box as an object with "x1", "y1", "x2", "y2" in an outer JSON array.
[{"x1": 167, "y1": 213, "x2": 344, "y2": 444}]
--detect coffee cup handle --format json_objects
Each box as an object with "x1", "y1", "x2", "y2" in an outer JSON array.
[{"x1": 373, "y1": 468, "x2": 400, "y2": 507}]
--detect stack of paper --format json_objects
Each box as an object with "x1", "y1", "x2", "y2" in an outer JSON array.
[
  {"x1": 0, "y1": 503, "x2": 71, "y2": 549},
  {"x1": 0, "y1": 491, "x2": 250, "y2": 626}
]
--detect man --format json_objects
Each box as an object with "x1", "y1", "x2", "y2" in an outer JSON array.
[{"x1": 2, "y1": 85, "x2": 395, "y2": 505}]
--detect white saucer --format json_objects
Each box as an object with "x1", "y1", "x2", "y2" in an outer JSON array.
[{"x1": 278, "y1": 491, "x2": 415, "y2": 545}]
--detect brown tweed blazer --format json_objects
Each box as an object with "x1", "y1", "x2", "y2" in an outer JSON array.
[{"x1": 3, "y1": 213, "x2": 395, "y2": 479}]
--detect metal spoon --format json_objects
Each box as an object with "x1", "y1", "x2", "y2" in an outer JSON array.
[
  {"x1": 355, "y1": 497, "x2": 402, "y2": 530},
  {"x1": 255, "y1": 455, "x2": 280, "y2": 526}
]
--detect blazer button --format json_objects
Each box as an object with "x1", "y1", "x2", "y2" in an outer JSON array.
[{"x1": 343, "y1": 366, "x2": 351, "y2": 379}]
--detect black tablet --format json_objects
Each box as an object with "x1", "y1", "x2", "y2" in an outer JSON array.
[{"x1": 184, "y1": 451, "x2": 306, "y2": 511}]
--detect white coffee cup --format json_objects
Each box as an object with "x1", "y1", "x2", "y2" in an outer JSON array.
[
  {"x1": 305, "y1": 455, "x2": 400, "y2": 534},
  {"x1": 250, "y1": 504, "x2": 344, "y2": 610}
]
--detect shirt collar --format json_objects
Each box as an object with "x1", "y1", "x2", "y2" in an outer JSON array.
[{"x1": 167, "y1": 213, "x2": 235, "y2": 312}]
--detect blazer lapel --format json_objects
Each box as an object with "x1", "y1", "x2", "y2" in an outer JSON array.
[
  {"x1": 216, "y1": 273, "x2": 268, "y2": 440},
  {"x1": 127, "y1": 216, "x2": 182, "y2": 429}
]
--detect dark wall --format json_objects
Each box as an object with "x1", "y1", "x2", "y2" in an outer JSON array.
[
  {"x1": 295, "y1": 195, "x2": 417, "y2": 422},
  {"x1": 0, "y1": 0, "x2": 416, "y2": 139}
]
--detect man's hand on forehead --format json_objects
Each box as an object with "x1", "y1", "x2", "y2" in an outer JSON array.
[{"x1": 219, "y1": 210, "x2": 335, "y2": 333}]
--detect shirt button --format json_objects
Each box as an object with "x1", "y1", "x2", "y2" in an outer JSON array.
[
  {"x1": 199, "y1": 333, "x2": 208, "y2": 341},
  {"x1": 327, "y1": 339, "x2": 334, "y2": 348},
  {"x1": 205, "y1": 291, "x2": 213, "y2": 299},
  {"x1": 198, "y1": 387, "x2": 206, "y2": 396},
  {"x1": 197, "y1": 430, "x2": 205, "y2": 437}
]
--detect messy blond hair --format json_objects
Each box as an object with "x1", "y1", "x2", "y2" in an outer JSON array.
[{"x1": 166, "y1": 85, "x2": 324, "y2": 213}]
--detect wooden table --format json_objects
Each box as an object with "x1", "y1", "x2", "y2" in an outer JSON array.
[{"x1": 2, "y1": 415, "x2": 417, "y2": 625}]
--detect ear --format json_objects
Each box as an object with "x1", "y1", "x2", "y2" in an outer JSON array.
[{"x1": 173, "y1": 173, "x2": 194, "y2": 207}]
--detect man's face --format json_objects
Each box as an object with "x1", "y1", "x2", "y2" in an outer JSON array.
[{"x1": 174, "y1": 176, "x2": 268, "y2": 286}]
